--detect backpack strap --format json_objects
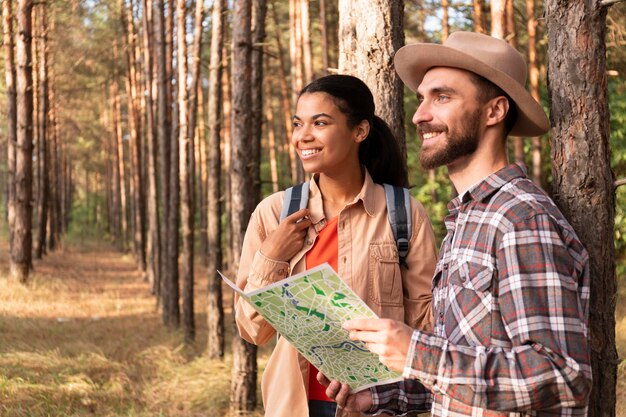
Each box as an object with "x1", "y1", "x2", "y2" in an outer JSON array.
[
  {"x1": 279, "y1": 182, "x2": 310, "y2": 223},
  {"x1": 383, "y1": 184, "x2": 412, "y2": 269}
]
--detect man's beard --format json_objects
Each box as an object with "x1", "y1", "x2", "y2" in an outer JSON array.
[{"x1": 419, "y1": 113, "x2": 481, "y2": 170}]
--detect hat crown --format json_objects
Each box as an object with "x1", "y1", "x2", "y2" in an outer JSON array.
[{"x1": 444, "y1": 31, "x2": 527, "y2": 86}]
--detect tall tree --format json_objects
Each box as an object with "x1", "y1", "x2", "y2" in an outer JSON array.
[
  {"x1": 546, "y1": 1, "x2": 617, "y2": 416},
  {"x1": 120, "y1": 0, "x2": 146, "y2": 274},
  {"x1": 338, "y1": 0, "x2": 406, "y2": 154},
  {"x1": 153, "y1": 0, "x2": 170, "y2": 303},
  {"x1": 34, "y1": 2, "x2": 49, "y2": 260},
  {"x1": 251, "y1": 0, "x2": 267, "y2": 202},
  {"x1": 11, "y1": 0, "x2": 34, "y2": 282},
  {"x1": 526, "y1": 0, "x2": 542, "y2": 185},
  {"x1": 229, "y1": 0, "x2": 257, "y2": 412},
  {"x1": 319, "y1": 0, "x2": 329, "y2": 74},
  {"x1": 142, "y1": 0, "x2": 161, "y2": 295},
  {"x1": 3, "y1": 0, "x2": 17, "y2": 258},
  {"x1": 490, "y1": 0, "x2": 506, "y2": 39},
  {"x1": 164, "y1": 0, "x2": 181, "y2": 329},
  {"x1": 206, "y1": 0, "x2": 226, "y2": 360},
  {"x1": 473, "y1": 0, "x2": 486, "y2": 33},
  {"x1": 300, "y1": 0, "x2": 312, "y2": 83}
]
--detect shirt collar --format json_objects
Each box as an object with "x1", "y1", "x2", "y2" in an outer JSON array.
[
  {"x1": 448, "y1": 163, "x2": 529, "y2": 211},
  {"x1": 307, "y1": 167, "x2": 378, "y2": 227}
]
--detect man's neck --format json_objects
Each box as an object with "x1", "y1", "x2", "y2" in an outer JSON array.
[{"x1": 447, "y1": 141, "x2": 509, "y2": 196}]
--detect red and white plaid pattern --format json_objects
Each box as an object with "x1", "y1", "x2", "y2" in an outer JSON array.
[{"x1": 370, "y1": 164, "x2": 591, "y2": 416}]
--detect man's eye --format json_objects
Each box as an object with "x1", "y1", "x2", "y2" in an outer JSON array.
[
  {"x1": 437, "y1": 95, "x2": 450, "y2": 102},
  {"x1": 315, "y1": 120, "x2": 327, "y2": 126}
]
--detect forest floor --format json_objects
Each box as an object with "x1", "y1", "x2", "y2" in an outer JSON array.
[
  {"x1": 1, "y1": 220, "x2": 625, "y2": 416},
  {"x1": 0, "y1": 223, "x2": 271, "y2": 417}
]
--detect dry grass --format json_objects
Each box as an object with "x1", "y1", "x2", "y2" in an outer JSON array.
[{"x1": 0, "y1": 226, "x2": 271, "y2": 417}]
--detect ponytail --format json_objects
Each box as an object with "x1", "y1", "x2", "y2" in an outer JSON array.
[{"x1": 359, "y1": 116, "x2": 409, "y2": 188}]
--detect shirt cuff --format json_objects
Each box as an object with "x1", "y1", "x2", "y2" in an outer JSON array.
[{"x1": 246, "y1": 250, "x2": 290, "y2": 288}]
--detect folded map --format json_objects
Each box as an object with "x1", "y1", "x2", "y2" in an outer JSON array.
[{"x1": 220, "y1": 263, "x2": 402, "y2": 392}]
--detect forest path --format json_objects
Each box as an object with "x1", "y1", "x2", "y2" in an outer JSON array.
[{"x1": 0, "y1": 229, "x2": 265, "y2": 417}]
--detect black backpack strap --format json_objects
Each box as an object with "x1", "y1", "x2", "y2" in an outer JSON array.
[
  {"x1": 384, "y1": 184, "x2": 412, "y2": 268},
  {"x1": 279, "y1": 182, "x2": 310, "y2": 223}
]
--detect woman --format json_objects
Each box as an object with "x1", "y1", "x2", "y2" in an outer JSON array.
[{"x1": 234, "y1": 74, "x2": 437, "y2": 417}]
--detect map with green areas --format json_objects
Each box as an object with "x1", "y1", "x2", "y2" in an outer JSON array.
[{"x1": 220, "y1": 263, "x2": 403, "y2": 392}]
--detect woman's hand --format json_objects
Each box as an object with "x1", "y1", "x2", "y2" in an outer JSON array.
[{"x1": 260, "y1": 208, "x2": 312, "y2": 262}]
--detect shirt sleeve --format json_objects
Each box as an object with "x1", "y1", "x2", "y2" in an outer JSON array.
[
  {"x1": 366, "y1": 379, "x2": 432, "y2": 416},
  {"x1": 234, "y1": 207, "x2": 291, "y2": 346},
  {"x1": 402, "y1": 213, "x2": 592, "y2": 412}
]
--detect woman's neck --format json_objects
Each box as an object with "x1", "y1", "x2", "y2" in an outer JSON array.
[{"x1": 317, "y1": 165, "x2": 364, "y2": 219}]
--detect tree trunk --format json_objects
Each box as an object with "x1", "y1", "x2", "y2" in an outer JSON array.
[
  {"x1": 473, "y1": 0, "x2": 486, "y2": 34},
  {"x1": 198, "y1": 77, "x2": 208, "y2": 267},
  {"x1": 33, "y1": 4, "x2": 49, "y2": 259},
  {"x1": 121, "y1": 0, "x2": 146, "y2": 274},
  {"x1": 11, "y1": 0, "x2": 34, "y2": 283},
  {"x1": 3, "y1": 0, "x2": 17, "y2": 257},
  {"x1": 319, "y1": 0, "x2": 329, "y2": 75},
  {"x1": 300, "y1": 0, "x2": 313, "y2": 83},
  {"x1": 271, "y1": 1, "x2": 298, "y2": 184},
  {"x1": 142, "y1": 0, "x2": 161, "y2": 296},
  {"x1": 442, "y1": 0, "x2": 449, "y2": 40},
  {"x1": 47, "y1": 35, "x2": 59, "y2": 251},
  {"x1": 490, "y1": 0, "x2": 506, "y2": 39},
  {"x1": 221, "y1": 42, "x2": 233, "y2": 271},
  {"x1": 154, "y1": 0, "x2": 170, "y2": 294},
  {"x1": 338, "y1": 0, "x2": 406, "y2": 155},
  {"x1": 230, "y1": 0, "x2": 258, "y2": 411},
  {"x1": 526, "y1": 0, "x2": 542, "y2": 186},
  {"x1": 251, "y1": 0, "x2": 267, "y2": 203},
  {"x1": 164, "y1": 0, "x2": 181, "y2": 329},
  {"x1": 206, "y1": 0, "x2": 226, "y2": 360},
  {"x1": 265, "y1": 67, "x2": 280, "y2": 193},
  {"x1": 545, "y1": 2, "x2": 616, "y2": 416}
]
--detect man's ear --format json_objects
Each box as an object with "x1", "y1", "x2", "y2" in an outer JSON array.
[
  {"x1": 354, "y1": 120, "x2": 370, "y2": 143},
  {"x1": 485, "y1": 96, "x2": 509, "y2": 128}
]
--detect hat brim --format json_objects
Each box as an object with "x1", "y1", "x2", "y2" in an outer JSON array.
[{"x1": 394, "y1": 43, "x2": 549, "y2": 137}]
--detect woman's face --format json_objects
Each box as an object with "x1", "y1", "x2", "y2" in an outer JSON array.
[{"x1": 292, "y1": 92, "x2": 367, "y2": 175}]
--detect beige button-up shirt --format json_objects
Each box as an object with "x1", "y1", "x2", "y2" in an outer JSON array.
[{"x1": 235, "y1": 170, "x2": 437, "y2": 417}]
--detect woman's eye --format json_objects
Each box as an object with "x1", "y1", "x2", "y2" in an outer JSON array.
[
  {"x1": 292, "y1": 121, "x2": 301, "y2": 128},
  {"x1": 315, "y1": 120, "x2": 327, "y2": 126}
]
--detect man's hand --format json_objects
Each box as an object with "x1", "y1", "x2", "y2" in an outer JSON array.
[
  {"x1": 316, "y1": 372, "x2": 373, "y2": 412},
  {"x1": 343, "y1": 319, "x2": 414, "y2": 372},
  {"x1": 260, "y1": 208, "x2": 311, "y2": 262}
]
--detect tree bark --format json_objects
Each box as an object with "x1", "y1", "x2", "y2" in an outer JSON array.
[
  {"x1": 265, "y1": 67, "x2": 280, "y2": 193},
  {"x1": 4, "y1": 0, "x2": 17, "y2": 257},
  {"x1": 271, "y1": 1, "x2": 298, "y2": 183},
  {"x1": 526, "y1": 0, "x2": 542, "y2": 185},
  {"x1": 34, "y1": 3, "x2": 49, "y2": 260},
  {"x1": 206, "y1": 0, "x2": 226, "y2": 360},
  {"x1": 300, "y1": 0, "x2": 313, "y2": 83},
  {"x1": 546, "y1": 1, "x2": 616, "y2": 416},
  {"x1": 490, "y1": 0, "x2": 506, "y2": 39},
  {"x1": 251, "y1": 0, "x2": 267, "y2": 203},
  {"x1": 338, "y1": 0, "x2": 406, "y2": 155},
  {"x1": 11, "y1": 0, "x2": 34, "y2": 282},
  {"x1": 230, "y1": 0, "x2": 257, "y2": 411},
  {"x1": 142, "y1": 0, "x2": 161, "y2": 296},
  {"x1": 319, "y1": 0, "x2": 329, "y2": 74},
  {"x1": 153, "y1": 0, "x2": 170, "y2": 293},
  {"x1": 198, "y1": 73, "x2": 208, "y2": 267},
  {"x1": 473, "y1": 0, "x2": 486, "y2": 34}
]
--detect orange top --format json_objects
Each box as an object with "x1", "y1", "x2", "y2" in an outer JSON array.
[{"x1": 305, "y1": 215, "x2": 339, "y2": 402}]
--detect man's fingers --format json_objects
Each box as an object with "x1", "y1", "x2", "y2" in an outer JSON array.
[
  {"x1": 348, "y1": 330, "x2": 387, "y2": 344},
  {"x1": 332, "y1": 383, "x2": 352, "y2": 407}
]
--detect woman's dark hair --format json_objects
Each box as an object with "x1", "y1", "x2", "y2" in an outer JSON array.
[{"x1": 298, "y1": 74, "x2": 409, "y2": 188}]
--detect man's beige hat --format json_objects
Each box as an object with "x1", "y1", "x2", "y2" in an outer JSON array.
[{"x1": 394, "y1": 31, "x2": 549, "y2": 137}]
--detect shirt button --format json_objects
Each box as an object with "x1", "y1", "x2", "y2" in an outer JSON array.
[
  {"x1": 443, "y1": 264, "x2": 449, "y2": 270},
  {"x1": 438, "y1": 310, "x2": 444, "y2": 318},
  {"x1": 306, "y1": 239, "x2": 313, "y2": 245},
  {"x1": 460, "y1": 275, "x2": 466, "y2": 282}
]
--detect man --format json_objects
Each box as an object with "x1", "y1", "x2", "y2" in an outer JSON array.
[{"x1": 319, "y1": 31, "x2": 592, "y2": 416}]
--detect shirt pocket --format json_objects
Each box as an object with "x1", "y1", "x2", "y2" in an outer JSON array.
[
  {"x1": 367, "y1": 242, "x2": 403, "y2": 307},
  {"x1": 445, "y1": 261, "x2": 494, "y2": 346}
]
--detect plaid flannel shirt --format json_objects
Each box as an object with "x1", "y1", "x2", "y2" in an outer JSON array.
[{"x1": 369, "y1": 164, "x2": 591, "y2": 416}]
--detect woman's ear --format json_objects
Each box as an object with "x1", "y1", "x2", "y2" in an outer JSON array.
[
  {"x1": 354, "y1": 120, "x2": 370, "y2": 143},
  {"x1": 485, "y1": 96, "x2": 509, "y2": 128}
]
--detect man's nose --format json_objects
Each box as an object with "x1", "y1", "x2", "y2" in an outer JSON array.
[{"x1": 412, "y1": 101, "x2": 432, "y2": 125}]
